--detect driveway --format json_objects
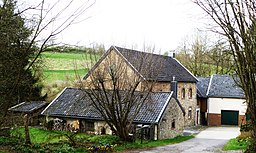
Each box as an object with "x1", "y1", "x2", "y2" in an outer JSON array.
[{"x1": 123, "y1": 127, "x2": 241, "y2": 153}]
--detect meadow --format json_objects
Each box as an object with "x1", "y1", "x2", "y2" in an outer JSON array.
[
  {"x1": 41, "y1": 52, "x2": 100, "y2": 101},
  {"x1": 41, "y1": 52, "x2": 100, "y2": 83}
]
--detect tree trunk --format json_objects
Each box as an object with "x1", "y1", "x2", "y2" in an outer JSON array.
[{"x1": 23, "y1": 114, "x2": 31, "y2": 145}]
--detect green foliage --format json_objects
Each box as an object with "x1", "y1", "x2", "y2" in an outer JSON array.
[
  {"x1": 44, "y1": 45, "x2": 105, "y2": 55},
  {"x1": 87, "y1": 135, "x2": 120, "y2": 144},
  {"x1": 223, "y1": 138, "x2": 249, "y2": 151},
  {"x1": 240, "y1": 124, "x2": 253, "y2": 132},
  {"x1": 44, "y1": 69, "x2": 88, "y2": 82},
  {"x1": 0, "y1": 0, "x2": 44, "y2": 124}
]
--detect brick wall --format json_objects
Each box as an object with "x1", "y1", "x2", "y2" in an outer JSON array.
[
  {"x1": 208, "y1": 113, "x2": 245, "y2": 126},
  {"x1": 208, "y1": 113, "x2": 221, "y2": 126}
]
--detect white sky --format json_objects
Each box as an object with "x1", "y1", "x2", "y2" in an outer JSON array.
[{"x1": 24, "y1": 0, "x2": 209, "y2": 52}]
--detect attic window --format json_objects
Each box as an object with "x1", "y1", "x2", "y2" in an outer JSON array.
[
  {"x1": 181, "y1": 88, "x2": 185, "y2": 99},
  {"x1": 188, "y1": 88, "x2": 192, "y2": 99}
]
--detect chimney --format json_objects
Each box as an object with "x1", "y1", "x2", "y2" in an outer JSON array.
[
  {"x1": 168, "y1": 50, "x2": 176, "y2": 58},
  {"x1": 171, "y1": 76, "x2": 177, "y2": 98}
]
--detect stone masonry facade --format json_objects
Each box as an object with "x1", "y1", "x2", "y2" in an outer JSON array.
[
  {"x1": 177, "y1": 82, "x2": 197, "y2": 126},
  {"x1": 158, "y1": 98, "x2": 185, "y2": 139},
  {"x1": 84, "y1": 48, "x2": 197, "y2": 127}
]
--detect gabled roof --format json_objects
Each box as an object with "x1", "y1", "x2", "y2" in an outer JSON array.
[
  {"x1": 41, "y1": 88, "x2": 184, "y2": 124},
  {"x1": 197, "y1": 74, "x2": 245, "y2": 99},
  {"x1": 83, "y1": 46, "x2": 197, "y2": 83},
  {"x1": 9, "y1": 101, "x2": 48, "y2": 113},
  {"x1": 196, "y1": 76, "x2": 211, "y2": 98}
]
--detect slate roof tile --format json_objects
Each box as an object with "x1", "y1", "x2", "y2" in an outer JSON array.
[
  {"x1": 208, "y1": 75, "x2": 245, "y2": 98},
  {"x1": 42, "y1": 88, "x2": 175, "y2": 124},
  {"x1": 9, "y1": 101, "x2": 48, "y2": 113},
  {"x1": 196, "y1": 77, "x2": 210, "y2": 98},
  {"x1": 115, "y1": 46, "x2": 197, "y2": 82},
  {"x1": 196, "y1": 74, "x2": 245, "y2": 98}
]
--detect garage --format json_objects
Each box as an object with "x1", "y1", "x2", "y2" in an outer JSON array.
[{"x1": 221, "y1": 110, "x2": 239, "y2": 125}]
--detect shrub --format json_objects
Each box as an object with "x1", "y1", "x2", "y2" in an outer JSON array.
[
  {"x1": 237, "y1": 131, "x2": 253, "y2": 140},
  {"x1": 240, "y1": 124, "x2": 252, "y2": 132},
  {"x1": 88, "y1": 135, "x2": 120, "y2": 144}
]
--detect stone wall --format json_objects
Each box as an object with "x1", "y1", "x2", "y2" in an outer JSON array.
[
  {"x1": 144, "y1": 81, "x2": 197, "y2": 127},
  {"x1": 158, "y1": 98, "x2": 185, "y2": 139},
  {"x1": 177, "y1": 82, "x2": 197, "y2": 126},
  {"x1": 151, "y1": 82, "x2": 171, "y2": 92},
  {"x1": 94, "y1": 121, "x2": 112, "y2": 135},
  {"x1": 83, "y1": 49, "x2": 141, "y2": 91}
]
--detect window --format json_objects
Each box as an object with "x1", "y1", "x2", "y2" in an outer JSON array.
[
  {"x1": 171, "y1": 119, "x2": 175, "y2": 129},
  {"x1": 188, "y1": 107, "x2": 192, "y2": 119},
  {"x1": 181, "y1": 88, "x2": 185, "y2": 99},
  {"x1": 188, "y1": 88, "x2": 192, "y2": 99},
  {"x1": 81, "y1": 121, "x2": 94, "y2": 131}
]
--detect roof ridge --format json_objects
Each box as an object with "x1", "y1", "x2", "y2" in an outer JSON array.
[
  {"x1": 114, "y1": 46, "x2": 165, "y2": 57},
  {"x1": 206, "y1": 75, "x2": 213, "y2": 96}
]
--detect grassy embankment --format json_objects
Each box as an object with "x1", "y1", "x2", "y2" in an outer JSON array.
[{"x1": 41, "y1": 52, "x2": 100, "y2": 100}]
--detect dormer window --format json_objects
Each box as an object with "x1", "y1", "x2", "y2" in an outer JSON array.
[
  {"x1": 181, "y1": 88, "x2": 185, "y2": 99},
  {"x1": 188, "y1": 88, "x2": 192, "y2": 99}
]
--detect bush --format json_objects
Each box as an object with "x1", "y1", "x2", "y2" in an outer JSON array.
[
  {"x1": 237, "y1": 131, "x2": 252, "y2": 140},
  {"x1": 0, "y1": 128, "x2": 10, "y2": 137},
  {"x1": 240, "y1": 124, "x2": 252, "y2": 132},
  {"x1": 88, "y1": 135, "x2": 120, "y2": 144}
]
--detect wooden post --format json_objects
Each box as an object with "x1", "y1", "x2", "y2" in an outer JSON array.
[{"x1": 24, "y1": 114, "x2": 31, "y2": 145}]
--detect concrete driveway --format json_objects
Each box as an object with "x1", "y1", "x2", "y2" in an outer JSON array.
[{"x1": 123, "y1": 126, "x2": 241, "y2": 153}]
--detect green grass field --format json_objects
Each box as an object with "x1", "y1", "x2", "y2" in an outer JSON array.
[
  {"x1": 41, "y1": 52, "x2": 99, "y2": 83},
  {"x1": 40, "y1": 52, "x2": 101, "y2": 101}
]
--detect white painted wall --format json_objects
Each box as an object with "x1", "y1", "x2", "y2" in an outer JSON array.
[{"x1": 208, "y1": 98, "x2": 247, "y2": 115}]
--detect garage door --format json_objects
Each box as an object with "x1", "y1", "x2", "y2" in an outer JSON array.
[{"x1": 221, "y1": 110, "x2": 239, "y2": 125}]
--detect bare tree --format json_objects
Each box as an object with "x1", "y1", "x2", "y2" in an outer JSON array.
[
  {"x1": 208, "y1": 40, "x2": 234, "y2": 74},
  {"x1": 78, "y1": 47, "x2": 162, "y2": 141},
  {"x1": 176, "y1": 34, "x2": 211, "y2": 76},
  {"x1": 194, "y1": 0, "x2": 256, "y2": 151}
]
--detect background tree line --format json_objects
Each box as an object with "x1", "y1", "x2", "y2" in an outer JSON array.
[{"x1": 174, "y1": 33, "x2": 234, "y2": 77}]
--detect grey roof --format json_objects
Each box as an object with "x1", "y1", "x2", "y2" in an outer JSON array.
[
  {"x1": 197, "y1": 75, "x2": 245, "y2": 98},
  {"x1": 83, "y1": 46, "x2": 197, "y2": 83},
  {"x1": 41, "y1": 88, "x2": 183, "y2": 124},
  {"x1": 9, "y1": 101, "x2": 48, "y2": 113},
  {"x1": 196, "y1": 77, "x2": 211, "y2": 98}
]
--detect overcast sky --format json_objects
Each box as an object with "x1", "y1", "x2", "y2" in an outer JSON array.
[{"x1": 25, "y1": 0, "x2": 209, "y2": 52}]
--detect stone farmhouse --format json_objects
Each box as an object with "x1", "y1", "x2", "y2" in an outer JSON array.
[
  {"x1": 83, "y1": 46, "x2": 198, "y2": 126},
  {"x1": 41, "y1": 46, "x2": 198, "y2": 140},
  {"x1": 42, "y1": 88, "x2": 185, "y2": 140},
  {"x1": 197, "y1": 74, "x2": 247, "y2": 126}
]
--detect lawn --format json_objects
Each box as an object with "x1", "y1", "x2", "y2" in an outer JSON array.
[
  {"x1": 43, "y1": 69, "x2": 88, "y2": 82},
  {"x1": 223, "y1": 138, "x2": 249, "y2": 151},
  {"x1": 0, "y1": 127, "x2": 194, "y2": 153}
]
